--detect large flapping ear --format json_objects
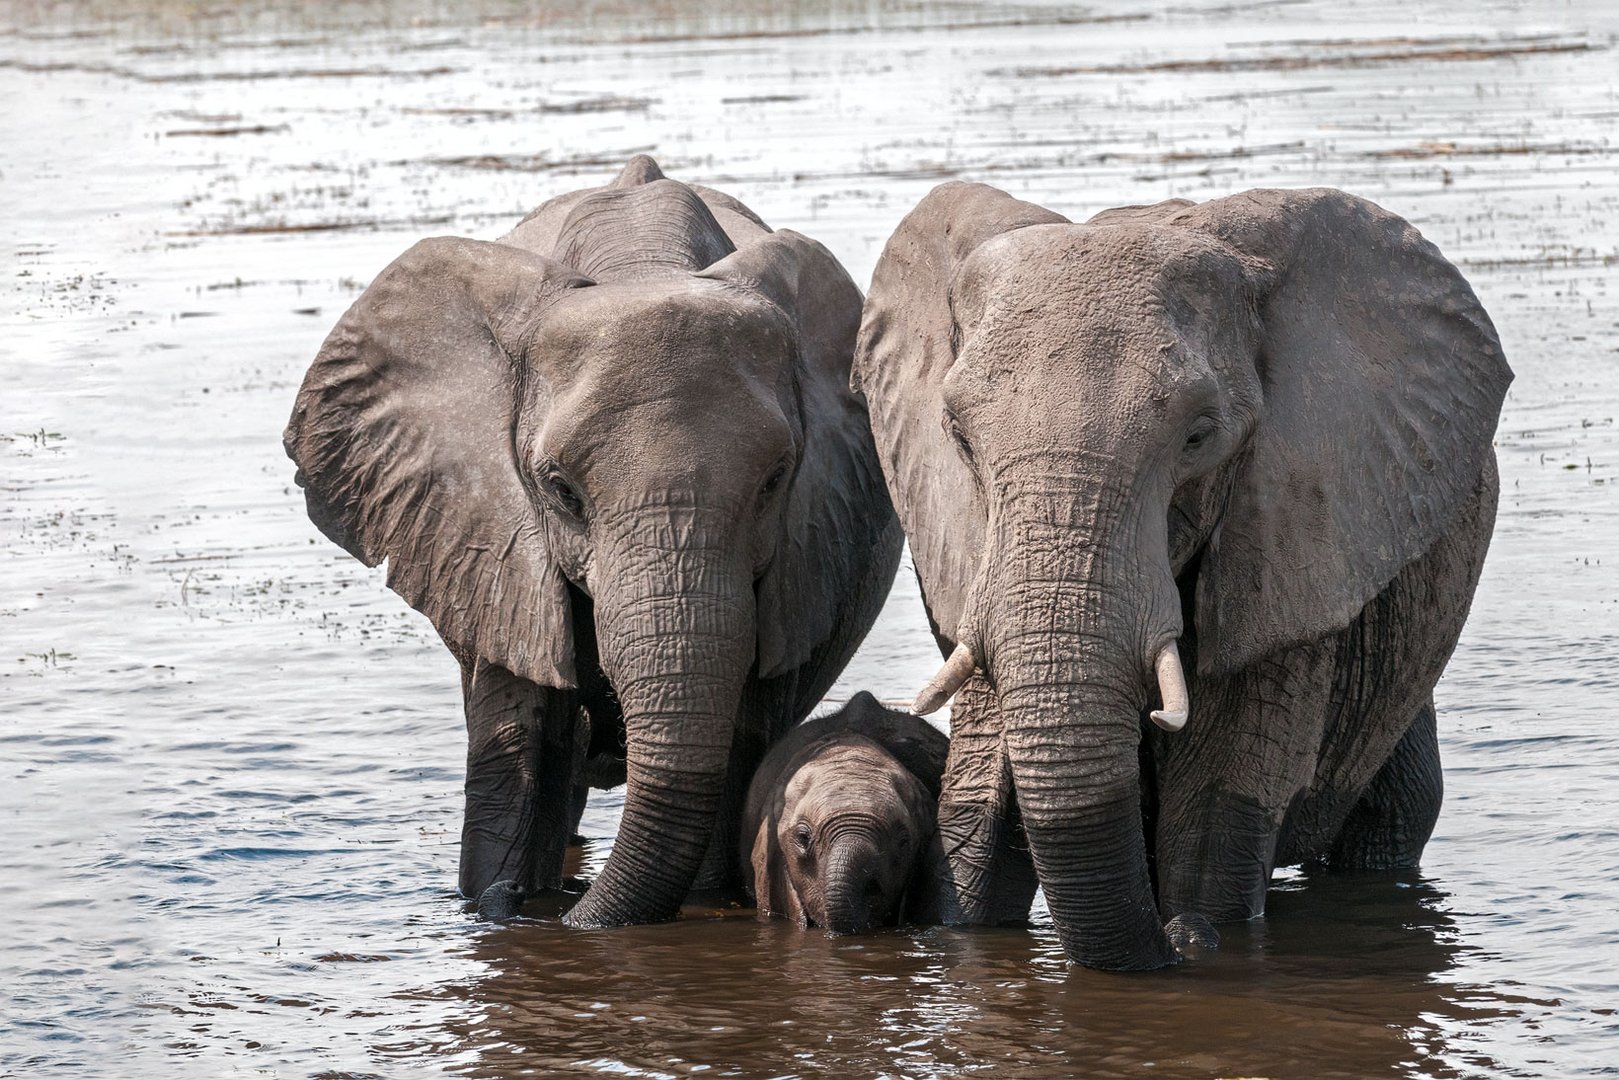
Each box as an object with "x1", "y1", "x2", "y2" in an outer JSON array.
[
  {"x1": 852, "y1": 182, "x2": 1069, "y2": 644},
  {"x1": 700, "y1": 231, "x2": 902, "y2": 679},
  {"x1": 284, "y1": 237, "x2": 591, "y2": 688},
  {"x1": 1170, "y1": 188, "x2": 1512, "y2": 674}
]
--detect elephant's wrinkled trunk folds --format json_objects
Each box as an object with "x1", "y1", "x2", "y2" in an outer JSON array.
[
  {"x1": 978, "y1": 478, "x2": 1182, "y2": 969},
  {"x1": 562, "y1": 511, "x2": 754, "y2": 929},
  {"x1": 820, "y1": 833, "x2": 883, "y2": 934}
]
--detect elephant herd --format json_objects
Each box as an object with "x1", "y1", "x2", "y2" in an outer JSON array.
[{"x1": 284, "y1": 155, "x2": 1511, "y2": 971}]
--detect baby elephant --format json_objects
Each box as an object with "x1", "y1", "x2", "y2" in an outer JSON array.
[{"x1": 741, "y1": 691, "x2": 947, "y2": 933}]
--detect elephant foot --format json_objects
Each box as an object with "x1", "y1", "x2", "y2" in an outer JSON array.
[
  {"x1": 477, "y1": 879, "x2": 527, "y2": 921},
  {"x1": 1165, "y1": 912, "x2": 1220, "y2": 955}
]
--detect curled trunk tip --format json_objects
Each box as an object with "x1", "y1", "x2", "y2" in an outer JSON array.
[
  {"x1": 912, "y1": 642, "x2": 975, "y2": 715},
  {"x1": 1150, "y1": 641, "x2": 1189, "y2": 732}
]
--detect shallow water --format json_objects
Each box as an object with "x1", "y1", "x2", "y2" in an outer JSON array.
[{"x1": 3, "y1": 0, "x2": 1617, "y2": 1076}]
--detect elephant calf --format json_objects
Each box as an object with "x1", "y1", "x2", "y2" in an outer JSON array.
[{"x1": 741, "y1": 692, "x2": 948, "y2": 933}]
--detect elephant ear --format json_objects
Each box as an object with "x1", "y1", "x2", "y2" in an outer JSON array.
[
  {"x1": 852, "y1": 182, "x2": 1069, "y2": 644},
  {"x1": 284, "y1": 237, "x2": 591, "y2": 688},
  {"x1": 699, "y1": 230, "x2": 900, "y2": 679},
  {"x1": 1174, "y1": 188, "x2": 1512, "y2": 674},
  {"x1": 749, "y1": 815, "x2": 808, "y2": 926}
]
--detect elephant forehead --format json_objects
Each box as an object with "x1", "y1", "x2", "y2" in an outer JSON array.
[
  {"x1": 959, "y1": 223, "x2": 1249, "y2": 334},
  {"x1": 949, "y1": 224, "x2": 1253, "y2": 399},
  {"x1": 785, "y1": 742, "x2": 914, "y2": 815},
  {"x1": 533, "y1": 280, "x2": 795, "y2": 392}
]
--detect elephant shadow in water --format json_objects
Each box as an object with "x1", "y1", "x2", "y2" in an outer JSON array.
[
  {"x1": 285, "y1": 155, "x2": 901, "y2": 929},
  {"x1": 410, "y1": 870, "x2": 1527, "y2": 1078}
]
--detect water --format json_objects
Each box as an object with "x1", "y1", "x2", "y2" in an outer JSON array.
[{"x1": 3, "y1": 1, "x2": 1616, "y2": 1075}]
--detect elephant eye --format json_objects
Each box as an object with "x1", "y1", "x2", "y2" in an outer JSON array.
[
  {"x1": 793, "y1": 823, "x2": 813, "y2": 855},
  {"x1": 540, "y1": 467, "x2": 586, "y2": 520},
  {"x1": 758, "y1": 458, "x2": 791, "y2": 510},
  {"x1": 942, "y1": 409, "x2": 974, "y2": 464},
  {"x1": 1184, "y1": 417, "x2": 1218, "y2": 454}
]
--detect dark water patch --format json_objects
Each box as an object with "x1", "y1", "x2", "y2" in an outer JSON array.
[
  {"x1": 0, "y1": 58, "x2": 462, "y2": 83},
  {"x1": 165, "y1": 216, "x2": 455, "y2": 238},
  {"x1": 722, "y1": 92, "x2": 808, "y2": 104},
  {"x1": 212, "y1": 790, "x2": 334, "y2": 804},
  {"x1": 400, "y1": 95, "x2": 655, "y2": 119},
  {"x1": 1371, "y1": 140, "x2": 1614, "y2": 160},
  {"x1": 219, "y1": 741, "x2": 299, "y2": 754},
  {"x1": 998, "y1": 38, "x2": 1601, "y2": 78},
  {"x1": 0, "y1": 732, "x2": 114, "y2": 746},
  {"x1": 315, "y1": 953, "x2": 395, "y2": 963},
  {"x1": 195, "y1": 847, "x2": 352, "y2": 862},
  {"x1": 405, "y1": 147, "x2": 660, "y2": 173},
  {"x1": 163, "y1": 124, "x2": 290, "y2": 138}
]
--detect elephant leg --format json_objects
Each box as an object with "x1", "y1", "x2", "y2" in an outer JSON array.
[
  {"x1": 1151, "y1": 640, "x2": 1335, "y2": 924},
  {"x1": 690, "y1": 678, "x2": 785, "y2": 896},
  {"x1": 459, "y1": 657, "x2": 582, "y2": 899},
  {"x1": 1156, "y1": 459, "x2": 1497, "y2": 921},
  {"x1": 915, "y1": 674, "x2": 1037, "y2": 925},
  {"x1": 1327, "y1": 699, "x2": 1442, "y2": 870}
]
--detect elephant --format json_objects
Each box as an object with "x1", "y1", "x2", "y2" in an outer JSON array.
[
  {"x1": 852, "y1": 182, "x2": 1511, "y2": 970},
  {"x1": 284, "y1": 155, "x2": 902, "y2": 928},
  {"x1": 741, "y1": 691, "x2": 948, "y2": 933}
]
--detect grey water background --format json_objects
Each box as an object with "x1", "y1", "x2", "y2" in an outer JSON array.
[{"x1": 3, "y1": 0, "x2": 1617, "y2": 1075}]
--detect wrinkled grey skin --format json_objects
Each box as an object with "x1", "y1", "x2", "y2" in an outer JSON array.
[
  {"x1": 742, "y1": 692, "x2": 947, "y2": 933},
  {"x1": 854, "y1": 183, "x2": 1511, "y2": 970},
  {"x1": 285, "y1": 156, "x2": 901, "y2": 929}
]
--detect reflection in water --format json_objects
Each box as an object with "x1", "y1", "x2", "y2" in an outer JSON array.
[{"x1": 410, "y1": 870, "x2": 1527, "y2": 1078}]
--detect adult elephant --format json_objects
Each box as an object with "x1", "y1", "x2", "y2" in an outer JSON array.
[
  {"x1": 853, "y1": 182, "x2": 1510, "y2": 970},
  {"x1": 285, "y1": 156, "x2": 900, "y2": 928}
]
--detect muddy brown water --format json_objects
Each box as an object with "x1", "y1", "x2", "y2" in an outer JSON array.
[{"x1": 3, "y1": 1, "x2": 1617, "y2": 1076}]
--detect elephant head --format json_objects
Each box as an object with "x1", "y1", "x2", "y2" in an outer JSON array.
[
  {"x1": 742, "y1": 692, "x2": 948, "y2": 933},
  {"x1": 285, "y1": 157, "x2": 896, "y2": 929},
  {"x1": 770, "y1": 733, "x2": 934, "y2": 932},
  {"x1": 853, "y1": 182, "x2": 1511, "y2": 969}
]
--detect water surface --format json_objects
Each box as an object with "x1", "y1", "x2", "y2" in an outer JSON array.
[{"x1": 3, "y1": 1, "x2": 1617, "y2": 1075}]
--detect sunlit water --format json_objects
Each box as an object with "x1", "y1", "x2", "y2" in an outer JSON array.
[{"x1": 3, "y1": 1, "x2": 1617, "y2": 1075}]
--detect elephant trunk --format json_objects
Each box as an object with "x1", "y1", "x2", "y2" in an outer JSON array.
[
  {"x1": 997, "y1": 647, "x2": 1178, "y2": 969},
  {"x1": 820, "y1": 831, "x2": 886, "y2": 934},
  {"x1": 562, "y1": 512, "x2": 754, "y2": 929},
  {"x1": 981, "y1": 477, "x2": 1182, "y2": 969}
]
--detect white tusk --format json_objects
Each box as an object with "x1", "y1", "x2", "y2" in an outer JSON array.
[
  {"x1": 1150, "y1": 641, "x2": 1190, "y2": 732},
  {"x1": 911, "y1": 643, "x2": 976, "y2": 716}
]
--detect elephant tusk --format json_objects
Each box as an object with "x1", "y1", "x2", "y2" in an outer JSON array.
[
  {"x1": 911, "y1": 643, "x2": 976, "y2": 716},
  {"x1": 1150, "y1": 641, "x2": 1190, "y2": 732}
]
